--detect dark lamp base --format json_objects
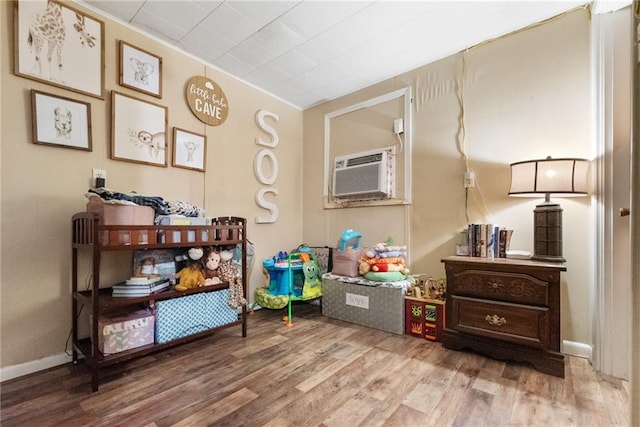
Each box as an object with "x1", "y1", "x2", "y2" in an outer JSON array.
[
  {"x1": 533, "y1": 202, "x2": 565, "y2": 264},
  {"x1": 531, "y1": 254, "x2": 566, "y2": 263}
]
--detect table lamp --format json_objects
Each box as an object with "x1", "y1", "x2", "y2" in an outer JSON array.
[{"x1": 509, "y1": 156, "x2": 589, "y2": 263}]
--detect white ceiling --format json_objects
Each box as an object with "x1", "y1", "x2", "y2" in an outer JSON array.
[{"x1": 82, "y1": 0, "x2": 626, "y2": 110}]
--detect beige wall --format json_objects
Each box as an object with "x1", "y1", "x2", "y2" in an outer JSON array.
[
  {"x1": 303, "y1": 9, "x2": 593, "y2": 346},
  {"x1": 0, "y1": 2, "x2": 606, "y2": 377},
  {"x1": 1, "y1": 0, "x2": 303, "y2": 371}
]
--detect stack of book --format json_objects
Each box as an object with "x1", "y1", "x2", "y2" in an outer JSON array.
[
  {"x1": 112, "y1": 275, "x2": 171, "y2": 297},
  {"x1": 464, "y1": 224, "x2": 514, "y2": 258}
]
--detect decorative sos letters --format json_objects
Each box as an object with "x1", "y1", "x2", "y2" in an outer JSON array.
[
  {"x1": 185, "y1": 76, "x2": 228, "y2": 126},
  {"x1": 254, "y1": 109, "x2": 280, "y2": 223},
  {"x1": 255, "y1": 110, "x2": 279, "y2": 147}
]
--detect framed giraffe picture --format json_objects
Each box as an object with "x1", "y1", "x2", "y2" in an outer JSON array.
[
  {"x1": 14, "y1": 0, "x2": 104, "y2": 99},
  {"x1": 172, "y1": 127, "x2": 206, "y2": 172}
]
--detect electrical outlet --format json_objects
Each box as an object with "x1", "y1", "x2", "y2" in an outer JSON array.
[
  {"x1": 92, "y1": 169, "x2": 107, "y2": 187},
  {"x1": 92, "y1": 169, "x2": 107, "y2": 180},
  {"x1": 463, "y1": 170, "x2": 475, "y2": 188},
  {"x1": 393, "y1": 118, "x2": 404, "y2": 134}
]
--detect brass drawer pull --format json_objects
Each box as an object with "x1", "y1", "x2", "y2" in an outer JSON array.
[
  {"x1": 491, "y1": 282, "x2": 500, "y2": 289},
  {"x1": 485, "y1": 314, "x2": 507, "y2": 326}
]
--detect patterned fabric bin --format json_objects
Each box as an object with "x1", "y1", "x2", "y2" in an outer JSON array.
[
  {"x1": 97, "y1": 309, "x2": 155, "y2": 355},
  {"x1": 322, "y1": 277, "x2": 406, "y2": 335},
  {"x1": 155, "y1": 290, "x2": 238, "y2": 344}
]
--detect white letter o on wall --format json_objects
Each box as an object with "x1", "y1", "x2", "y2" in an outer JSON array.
[{"x1": 254, "y1": 148, "x2": 279, "y2": 185}]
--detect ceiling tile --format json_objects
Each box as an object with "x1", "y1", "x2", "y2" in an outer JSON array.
[
  {"x1": 214, "y1": 53, "x2": 256, "y2": 78},
  {"x1": 227, "y1": 38, "x2": 276, "y2": 71},
  {"x1": 247, "y1": 21, "x2": 305, "y2": 58},
  {"x1": 244, "y1": 63, "x2": 289, "y2": 89},
  {"x1": 177, "y1": 35, "x2": 234, "y2": 64},
  {"x1": 305, "y1": 59, "x2": 349, "y2": 87},
  {"x1": 135, "y1": 1, "x2": 222, "y2": 35},
  {"x1": 194, "y1": 2, "x2": 262, "y2": 49},
  {"x1": 278, "y1": 1, "x2": 372, "y2": 40},
  {"x1": 84, "y1": 0, "x2": 600, "y2": 109},
  {"x1": 226, "y1": 1, "x2": 301, "y2": 28},
  {"x1": 268, "y1": 49, "x2": 316, "y2": 78},
  {"x1": 269, "y1": 81, "x2": 325, "y2": 107},
  {"x1": 132, "y1": 8, "x2": 188, "y2": 43},
  {"x1": 84, "y1": 1, "x2": 144, "y2": 22}
]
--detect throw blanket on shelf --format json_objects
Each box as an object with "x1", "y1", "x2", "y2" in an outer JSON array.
[{"x1": 87, "y1": 189, "x2": 204, "y2": 217}]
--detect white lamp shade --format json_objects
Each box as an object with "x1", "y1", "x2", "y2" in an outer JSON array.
[{"x1": 509, "y1": 158, "x2": 590, "y2": 197}]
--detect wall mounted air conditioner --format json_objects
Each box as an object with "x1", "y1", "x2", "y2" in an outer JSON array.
[{"x1": 332, "y1": 149, "x2": 393, "y2": 199}]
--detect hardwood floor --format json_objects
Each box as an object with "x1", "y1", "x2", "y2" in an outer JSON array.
[{"x1": 1, "y1": 303, "x2": 629, "y2": 426}]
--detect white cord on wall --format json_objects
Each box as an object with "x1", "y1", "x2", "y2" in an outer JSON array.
[{"x1": 456, "y1": 49, "x2": 494, "y2": 225}]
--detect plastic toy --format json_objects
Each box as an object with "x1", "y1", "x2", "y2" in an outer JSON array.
[
  {"x1": 255, "y1": 247, "x2": 322, "y2": 326},
  {"x1": 339, "y1": 229, "x2": 362, "y2": 251}
]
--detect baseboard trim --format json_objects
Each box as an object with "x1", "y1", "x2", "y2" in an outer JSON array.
[
  {"x1": 563, "y1": 340, "x2": 592, "y2": 359},
  {"x1": 0, "y1": 353, "x2": 71, "y2": 383}
]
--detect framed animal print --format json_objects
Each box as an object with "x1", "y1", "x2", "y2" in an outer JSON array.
[
  {"x1": 31, "y1": 89, "x2": 92, "y2": 151},
  {"x1": 119, "y1": 40, "x2": 162, "y2": 98},
  {"x1": 172, "y1": 127, "x2": 206, "y2": 172},
  {"x1": 14, "y1": 0, "x2": 104, "y2": 99},
  {"x1": 111, "y1": 91, "x2": 168, "y2": 167}
]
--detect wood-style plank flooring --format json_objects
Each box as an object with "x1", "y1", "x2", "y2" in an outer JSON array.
[{"x1": 1, "y1": 304, "x2": 630, "y2": 426}]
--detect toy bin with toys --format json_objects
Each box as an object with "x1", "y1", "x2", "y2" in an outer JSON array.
[
  {"x1": 86, "y1": 196, "x2": 155, "y2": 225},
  {"x1": 95, "y1": 308, "x2": 155, "y2": 355},
  {"x1": 321, "y1": 274, "x2": 410, "y2": 335},
  {"x1": 155, "y1": 290, "x2": 238, "y2": 344}
]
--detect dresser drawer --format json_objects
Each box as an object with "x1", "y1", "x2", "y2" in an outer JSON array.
[
  {"x1": 451, "y1": 269, "x2": 549, "y2": 306},
  {"x1": 449, "y1": 296, "x2": 549, "y2": 349}
]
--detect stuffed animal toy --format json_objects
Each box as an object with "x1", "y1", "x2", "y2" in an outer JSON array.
[
  {"x1": 174, "y1": 265, "x2": 205, "y2": 291},
  {"x1": 302, "y1": 258, "x2": 322, "y2": 299},
  {"x1": 174, "y1": 247, "x2": 205, "y2": 291},
  {"x1": 371, "y1": 263, "x2": 409, "y2": 274},
  {"x1": 217, "y1": 246, "x2": 247, "y2": 308},
  {"x1": 359, "y1": 261, "x2": 371, "y2": 275},
  {"x1": 203, "y1": 247, "x2": 222, "y2": 286},
  {"x1": 359, "y1": 239, "x2": 409, "y2": 281}
]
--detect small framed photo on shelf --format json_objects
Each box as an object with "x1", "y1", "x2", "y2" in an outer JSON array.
[
  {"x1": 31, "y1": 89, "x2": 92, "y2": 151},
  {"x1": 15, "y1": 0, "x2": 104, "y2": 98},
  {"x1": 111, "y1": 91, "x2": 167, "y2": 167},
  {"x1": 172, "y1": 127, "x2": 206, "y2": 172},
  {"x1": 119, "y1": 40, "x2": 162, "y2": 98}
]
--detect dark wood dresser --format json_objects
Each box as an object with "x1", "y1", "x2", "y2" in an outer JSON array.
[{"x1": 441, "y1": 256, "x2": 566, "y2": 377}]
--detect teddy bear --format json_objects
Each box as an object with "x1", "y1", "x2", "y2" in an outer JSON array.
[
  {"x1": 203, "y1": 247, "x2": 223, "y2": 286},
  {"x1": 174, "y1": 247, "x2": 205, "y2": 291}
]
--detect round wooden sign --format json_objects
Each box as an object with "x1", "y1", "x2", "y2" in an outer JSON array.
[{"x1": 185, "y1": 76, "x2": 229, "y2": 126}]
